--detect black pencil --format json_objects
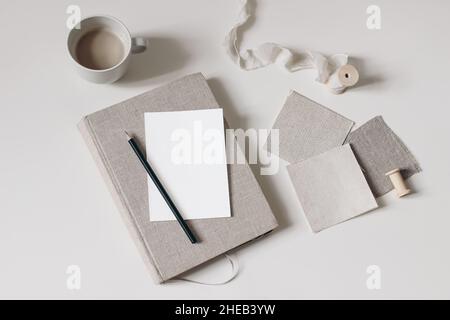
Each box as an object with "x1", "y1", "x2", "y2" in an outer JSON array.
[{"x1": 125, "y1": 131, "x2": 198, "y2": 244}]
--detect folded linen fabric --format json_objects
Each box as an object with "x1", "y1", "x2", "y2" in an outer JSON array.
[
  {"x1": 266, "y1": 91, "x2": 354, "y2": 163},
  {"x1": 287, "y1": 145, "x2": 378, "y2": 232},
  {"x1": 345, "y1": 116, "x2": 422, "y2": 197}
]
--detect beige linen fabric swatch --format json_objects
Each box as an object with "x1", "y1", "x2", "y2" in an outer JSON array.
[
  {"x1": 345, "y1": 116, "x2": 422, "y2": 197},
  {"x1": 287, "y1": 145, "x2": 378, "y2": 232},
  {"x1": 266, "y1": 91, "x2": 354, "y2": 163}
]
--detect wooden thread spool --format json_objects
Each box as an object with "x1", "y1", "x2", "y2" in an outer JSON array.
[
  {"x1": 385, "y1": 168, "x2": 411, "y2": 198},
  {"x1": 327, "y1": 64, "x2": 359, "y2": 94}
]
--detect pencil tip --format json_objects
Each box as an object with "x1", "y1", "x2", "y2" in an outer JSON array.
[{"x1": 124, "y1": 131, "x2": 132, "y2": 140}]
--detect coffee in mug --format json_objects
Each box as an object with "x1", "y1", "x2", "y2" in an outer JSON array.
[
  {"x1": 67, "y1": 16, "x2": 147, "y2": 83},
  {"x1": 75, "y1": 29, "x2": 125, "y2": 70}
]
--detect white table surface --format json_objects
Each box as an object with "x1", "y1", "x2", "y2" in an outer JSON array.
[{"x1": 1, "y1": 0, "x2": 449, "y2": 299}]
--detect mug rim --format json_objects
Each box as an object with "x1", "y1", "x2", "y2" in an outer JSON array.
[{"x1": 66, "y1": 15, "x2": 132, "y2": 73}]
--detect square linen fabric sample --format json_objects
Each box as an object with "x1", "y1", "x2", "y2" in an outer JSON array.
[
  {"x1": 345, "y1": 116, "x2": 422, "y2": 197},
  {"x1": 287, "y1": 144, "x2": 378, "y2": 232},
  {"x1": 266, "y1": 91, "x2": 354, "y2": 163}
]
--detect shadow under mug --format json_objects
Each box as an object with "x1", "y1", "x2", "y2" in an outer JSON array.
[{"x1": 67, "y1": 15, "x2": 147, "y2": 84}]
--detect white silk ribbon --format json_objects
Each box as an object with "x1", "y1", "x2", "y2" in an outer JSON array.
[
  {"x1": 175, "y1": 254, "x2": 239, "y2": 285},
  {"x1": 224, "y1": 0, "x2": 349, "y2": 86}
]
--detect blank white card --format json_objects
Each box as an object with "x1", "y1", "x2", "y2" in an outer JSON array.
[{"x1": 145, "y1": 109, "x2": 231, "y2": 221}]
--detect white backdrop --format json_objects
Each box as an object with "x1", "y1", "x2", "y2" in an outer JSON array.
[{"x1": 0, "y1": 0, "x2": 449, "y2": 299}]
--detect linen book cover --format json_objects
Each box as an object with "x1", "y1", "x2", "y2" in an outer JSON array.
[{"x1": 78, "y1": 73, "x2": 278, "y2": 283}]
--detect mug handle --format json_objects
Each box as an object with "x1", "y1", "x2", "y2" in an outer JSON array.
[{"x1": 131, "y1": 37, "x2": 147, "y2": 54}]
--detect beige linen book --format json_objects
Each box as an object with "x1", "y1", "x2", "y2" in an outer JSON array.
[{"x1": 78, "y1": 73, "x2": 278, "y2": 283}]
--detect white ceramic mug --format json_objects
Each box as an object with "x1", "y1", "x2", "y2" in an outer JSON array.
[{"x1": 67, "y1": 15, "x2": 147, "y2": 83}]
